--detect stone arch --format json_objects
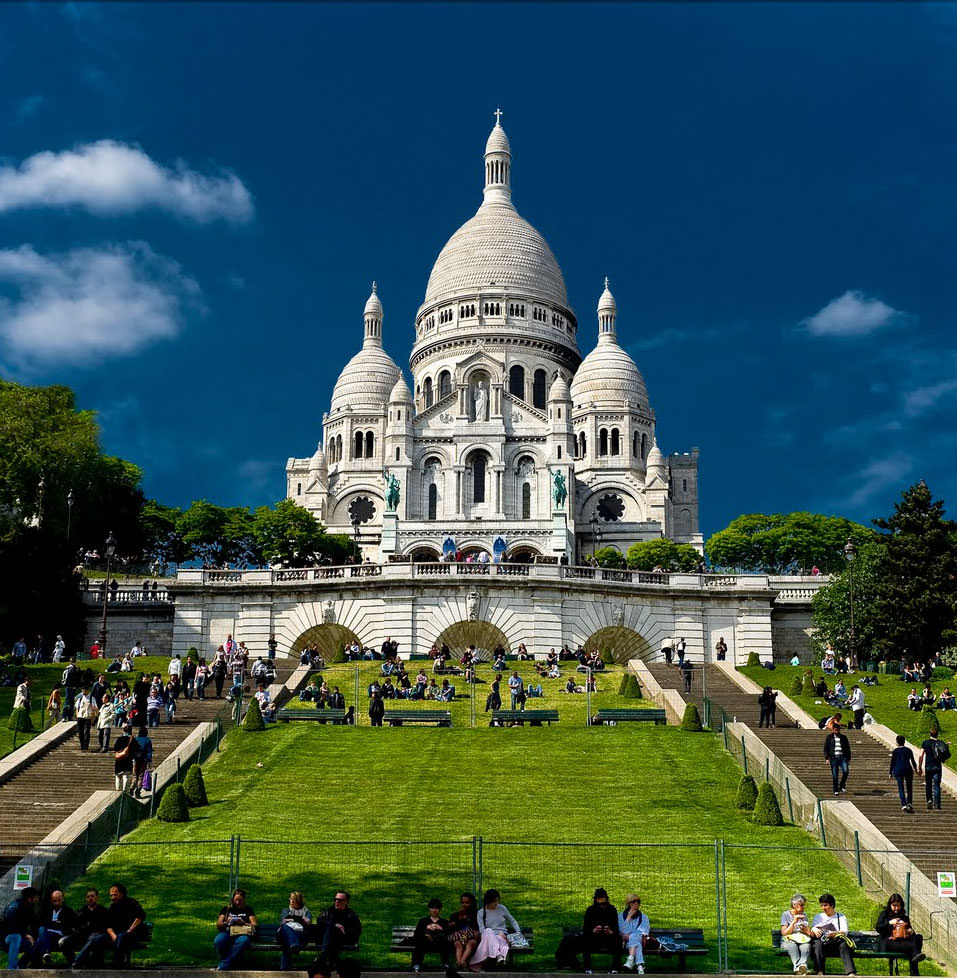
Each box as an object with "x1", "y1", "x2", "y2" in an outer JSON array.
[
  {"x1": 409, "y1": 546, "x2": 440, "y2": 561},
  {"x1": 579, "y1": 626, "x2": 654, "y2": 664},
  {"x1": 434, "y1": 619, "x2": 510, "y2": 657},
  {"x1": 291, "y1": 623, "x2": 361, "y2": 663},
  {"x1": 507, "y1": 545, "x2": 541, "y2": 562}
]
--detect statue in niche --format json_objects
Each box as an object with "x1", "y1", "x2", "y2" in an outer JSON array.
[
  {"x1": 466, "y1": 589, "x2": 480, "y2": 621},
  {"x1": 550, "y1": 469, "x2": 567, "y2": 509},
  {"x1": 473, "y1": 381, "x2": 489, "y2": 422},
  {"x1": 322, "y1": 600, "x2": 336, "y2": 624},
  {"x1": 612, "y1": 603, "x2": 624, "y2": 628}
]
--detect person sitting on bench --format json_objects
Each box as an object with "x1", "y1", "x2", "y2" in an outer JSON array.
[
  {"x1": 412, "y1": 898, "x2": 452, "y2": 974},
  {"x1": 810, "y1": 894, "x2": 855, "y2": 976},
  {"x1": 581, "y1": 888, "x2": 621, "y2": 973}
]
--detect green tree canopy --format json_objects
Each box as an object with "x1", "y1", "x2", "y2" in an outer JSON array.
[
  {"x1": 705, "y1": 512, "x2": 875, "y2": 574},
  {"x1": 253, "y1": 498, "x2": 331, "y2": 567},
  {"x1": 626, "y1": 538, "x2": 702, "y2": 572}
]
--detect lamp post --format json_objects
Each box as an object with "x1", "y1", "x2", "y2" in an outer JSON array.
[
  {"x1": 96, "y1": 531, "x2": 118, "y2": 654},
  {"x1": 843, "y1": 538, "x2": 858, "y2": 670},
  {"x1": 37, "y1": 477, "x2": 46, "y2": 526},
  {"x1": 351, "y1": 516, "x2": 360, "y2": 563},
  {"x1": 588, "y1": 515, "x2": 598, "y2": 560},
  {"x1": 66, "y1": 489, "x2": 75, "y2": 541}
]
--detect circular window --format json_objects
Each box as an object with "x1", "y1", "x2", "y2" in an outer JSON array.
[
  {"x1": 348, "y1": 496, "x2": 376, "y2": 525},
  {"x1": 596, "y1": 494, "x2": 625, "y2": 522}
]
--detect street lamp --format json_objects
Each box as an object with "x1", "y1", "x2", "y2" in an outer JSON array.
[
  {"x1": 843, "y1": 538, "x2": 858, "y2": 670},
  {"x1": 96, "y1": 531, "x2": 118, "y2": 654},
  {"x1": 37, "y1": 477, "x2": 46, "y2": 525},
  {"x1": 66, "y1": 489, "x2": 75, "y2": 541},
  {"x1": 351, "y1": 515, "x2": 360, "y2": 563}
]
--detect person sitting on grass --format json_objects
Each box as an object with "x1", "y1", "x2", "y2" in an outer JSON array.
[
  {"x1": 426, "y1": 678, "x2": 441, "y2": 701},
  {"x1": 907, "y1": 688, "x2": 921, "y2": 711},
  {"x1": 939, "y1": 688, "x2": 956, "y2": 710},
  {"x1": 300, "y1": 679, "x2": 321, "y2": 703},
  {"x1": 902, "y1": 662, "x2": 921, "y2": 683},
  {"x1": 492, "y1": 650, "x2": 507, "y2": 672},
  {"x1": 526, "y1": 681, "x2": 544, "y2": 699},
  {"x1": 439, "y1": 679, "x2": 456, "y2": 702},
  {"x1": 382, "y1": 679, "x2": 397, "y2": 700},
  {"x1": 546, "y1": 649, "x2": 559, "y2": 670},
  {"x1": 255, "y1": 683, "x2": 277, "y2": 722},
  {"x1": 920, "y1": 685, "x2": 936, "y2": 707}
]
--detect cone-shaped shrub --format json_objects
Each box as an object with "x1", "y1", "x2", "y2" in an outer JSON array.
[
  {"x1": 917, "y1": 708, "x2": 943, "y2": 739},
  {"x1": 802, "y1": 674, "x2": 815, "y2": 696},
  {"x1": 601, "y1": 647, "x2": 615, "y2": 665},
  {"x1": 243, "y1": 697, "x2": 265, "y2": 731},
  {"x1": 183, "y1": 764, "x2": 209, "y2": 807},
  {"x1": 752, "y1": 781, "x2": 784, "y2": 826},
  {"x1": 8, "y1": 707, "x2": 33, "y2": 732},
  {"x1": 681, "y1": 703, "x2": 703, "y2": 731},
  {"x1": 747, "y1": 651, "x2": 760, "y2": 667},
  {"x1": 735, "y1": 774, "x2": 758, "y2": 811},
  {"x1": 156, "y1": 783, "x2": 190, "y2": 822},
  {"x1": 789, "y1": 676, "x2": 803, "y2": 696},
  {"x1": 623, "y1": 676, "x2": 641, "y2": 699},
  {"x1": 328, "y1": 646, "x2": 347, "y2": 664},
  {"x1": 618, "y1": 675, "x2": 629, "y2": 695}
]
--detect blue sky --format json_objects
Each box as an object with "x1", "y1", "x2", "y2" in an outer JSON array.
[{"x1": 2, "y1": 2, "x2": 956, "y2": 540}]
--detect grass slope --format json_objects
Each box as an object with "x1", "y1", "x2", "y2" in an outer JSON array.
[{"x1": 69, "y1": 723, "x2": 909, "y2": 973}]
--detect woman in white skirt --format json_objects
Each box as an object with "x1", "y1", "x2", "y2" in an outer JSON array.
[{"x1": 469, "y1": 889, "x2": 521, "y2": 972}]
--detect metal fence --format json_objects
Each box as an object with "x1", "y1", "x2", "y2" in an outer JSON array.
[{"x1": 19, "y1": 836, "x2": 956, "y2": 971}]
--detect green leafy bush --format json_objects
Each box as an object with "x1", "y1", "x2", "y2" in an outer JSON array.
[
  {"x1": 917, "y1": 707, "x2": 943, "y2": 739},
  {"x1": 243, "y1": 697, "x2": 265, "y2": 731},
  {"x1": 618, "y1": 675, "x2": 629, "y2": 695},
  {"x1": 746, "y1": 652, "x2": 761, "y2": 667},
  {"x1": 8, "y1": 707, "x2": 33, "y2": 732},
  {"x1": 681, "y1": 703, "x2": 703, "y2": 731},
  {"x1": 183, "y1": 765, "x2": 209, "y2": 807},
  {"x1": 735, "y1": 774, "x2": 758, "y2": 811},
  {"x1": 788, "y1": 676, "x2": 803, "y2": 696},
  {"x1": 752, "y1": 781, "x2": 784, "y2": 826},
  {"x1": 155, "y1": 783, "x2": 190, "y2": 822}
]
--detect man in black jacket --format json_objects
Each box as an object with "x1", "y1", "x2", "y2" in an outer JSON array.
[
  {"x1": 412, "y1": 898, "x2": 452, "y2": 973},
  {"x1": 63, "y1": 887, "x2": 110, "y2": 968},
  {"x1": 582, "y1": 887, "x2": 621, "y2": 973},
  {"x1": 3, "y1": 886, "x2": 39, "y2": 969},
  {"x1": 824, "y1": 725, "x2": 852, "y2": 795},
  {"x1": 35, "y1": 889, "x2": 79, "y2": 966},
  {"x1": 311, "y1": 890, "x2": 362, "y2": 978}
]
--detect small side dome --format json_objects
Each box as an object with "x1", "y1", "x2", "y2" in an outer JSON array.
[
  {"x1": 645, "y1": 440, "x2": 667, "y2": 483},
  {"x1": 485, "y1": 122, "x2": 511, "y2": 157},
  {"x1": 548, "y1": 372, "x2": 571, "y2": 402},
  {"x1": 364, "y1": 282, "x2": 383, "y2": 320},
  {"x1": 310, "y1": 443, "x2": 327, "y2": 474},
  {"x1": 330, "y1": 347, "x2": 401, "y2": 413},
  {"x1": 389, "y1": 374, "x2": 413, "y2": 403}
]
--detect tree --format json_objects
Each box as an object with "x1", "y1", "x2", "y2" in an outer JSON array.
[
  {"x1": 705, "y1": 512, "x2": 875, "y2": 574},
  {"x1": 253, "y1": 499, "x2": 330, "y2": 567},
  {"x1": 242, "y1": 696, "x2": 265, "y2": 731},
  {"x1": 810, "y1": 541, "x2": 885, "y2": 657},
  {"x1": 140, "y1": 500, "x2": 188, "y2": 569},
  {"x1": 626, "y1": 538, "x2": 702, "y2": 572},
  {"x1": 592, "y1": 547, "x2": 626, "y2": 568},
  {"x1": 735, "y1": 774, "x2": 758, "y2": 810}
]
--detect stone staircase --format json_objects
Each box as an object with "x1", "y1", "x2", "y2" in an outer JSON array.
[
  {"x1": 648, "y1": 663, "x2": 957, "y2": 884},
  {"x1": 0, "y1": 659, "x2": 299, "y2": 876}
]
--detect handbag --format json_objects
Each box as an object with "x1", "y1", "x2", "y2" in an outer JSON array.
[
  {"x1": 229, "y1": 924, "x2": 254, "y2": 937},
  {"x1": 891, "y1": 922, "x2": 911, "y2": 941},
  {"x1": 785, "y1": 933, "x2": 811, "y2": 945},
  {"x1": 141, "y1": 768, "x2": 152, "y2": 791}
]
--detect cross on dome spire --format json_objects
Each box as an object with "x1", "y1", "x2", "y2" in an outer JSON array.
[
  {"x1": 483, "y1": 110, "x2": 513, "y2": 208},
  {"x1": 494, "y1": 107, "x2": 503, "y2": 125}
]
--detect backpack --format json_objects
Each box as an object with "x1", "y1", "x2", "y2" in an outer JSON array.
[{"x1": 934, "y1": 740, "x2": 951, "y2": 764}]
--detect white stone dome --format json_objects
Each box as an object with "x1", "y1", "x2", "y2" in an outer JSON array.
[
  {"x1": 389, "y1": 374, "x2": 412, "y2": 403},
  {"x1": 571, "y1": 342, "x2": 648, "y2": 407},
  {"x1": 330, "y1": 346, "x2": 401, "y2": 414},
  {"x1": 548, "y1": 372, "x2": 571, "y2": 401},
  {"x1": 485, "y1": 122, "x2": 511, "y2": 156},
  {"x1": 423, "y1": 205, "x2": 569, "y2": 309}
]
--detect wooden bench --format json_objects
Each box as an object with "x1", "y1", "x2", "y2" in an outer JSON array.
[
  {"x1": 771, "y1": 929, "x2": 908, "y2": 975},
  {"x1": 249, "y1": 923, "x2": 358, "y2": 962},
  {"x1": 385, "y1": 709, "x2": 452, "y2": 726},
  {"x1": 594, "y1": 708, "x2": 667, "y2": 725},
  {"x1": 492, "y1": 709, "x2": 559, "y2": 726},
  {"x1": 562, "y1": 926, "x2": 707, "y2": 972},
  {"x1": 278, "y1": 707, "x2": 347, "y2": 724},
  {"x1": 392, "y1": 925, "x2": 534, "y2": 963}
]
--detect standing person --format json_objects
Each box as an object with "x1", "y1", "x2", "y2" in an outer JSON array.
[
  {"x1": 195, "y1": 659, "x2": 210, "y2": 701},
  {"x1": 469, "y1": 889, "x2": 521, "y2": 972},
  {"x1": 277, "y1": 891, "x2": 312, "y2": 971},
  {"x1": 133, "y1": 726, "x2": 153, "y2": 797},
  {"x1": 889, "y1": 735, "x2": 918, "y2": 813},
  {"x1": 113, "y1": 724, "x2": 138, "y2": 792},
  {"x1": 411, "y1": 898, "x2": 452, "y2": 974},
  {"x1": 581, "y1": 887, "x2": 621, "y2": 973},
  {"x1": 508, "y1": 671, "x2": 524, "y2": 710},
  {"x1": 46, "y1": 683, "x2": 63, "y2": 724},
  {"x1": 823, "y1": 724, "x2": 851, "y2": 795},
  {"x1": 680, "y1": 658, "x2": 693, "y2": 694},
  {"x1": 61, "y1": 658, "x2": 81, "y2": 720},
  {"x1": 97, "y1": 693, "x2": 116, "y2": 752},
  {"x1": 14, "y1": 675, "x2": 32, "y2": 714},
  {"x1": 917, "y1": 727, "x2": 951, "y2": 810},
  {"x1": 810, "y1": 894, "x2": 855, "y2": 977},
  {"x1": 448, "y1": 893, "x2": 480, "y2": 970},
  {"x1": 714, "y1": 637, "x2": 728, "y2": 662},
  {"x1": 74, "y1": 683, "x2": 95, "y2": 751},
  {"x1": 758, "y1": 687, "x2": 778, "y2": 728},
  {"x1": 618, "y1": 894, "x2": 650, "y2": 974},
  {"x1": 212, "y1": 650, "x2": 228, "y2": 698},
  {"x1": 214, "y1": 888, "x2": 258, "y2": 971},
  {"x1": 312, "y1": 890, "x2": 362, "y2": 978},
  {"x1": 486, "y1": 676, "x2": 502, "y2": 712},
  {"x1": 847, "y1": 684, "x2": 866, "y2": 730},
  {"x1": 674, "y1": 637, "x2": 687, "y2": 666},
  {"x1": 660, "y1": 637, "x2": 673, "y2": 665},
  {"x1": 779, "y1": 893, "x2": 812, "y2": 975},
  {"x1": 182, "y1": 655, "x2": 197, "y2": 700},
  {"x1": 267, "y1": 634, "x2": 278, "y2": 660},
  {"x1": 368, "y1": 688, "x2": 384, "y2": 727},
  {"x1": 875, "y1": 894, "x2": 925, "y2": 975},
  {"x1": 3, "y1": 886, "x2": 40, "y2": 969}
]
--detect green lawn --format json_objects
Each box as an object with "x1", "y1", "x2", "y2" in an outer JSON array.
[
  {"x1": 65, "y1": 721, "x2": 923, "y2": 974},
  {"x1": 740, "y1": 664, "x2": 956, "y2": 768}
]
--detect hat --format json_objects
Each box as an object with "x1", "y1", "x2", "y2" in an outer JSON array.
[{"x1": 593, "y1": 887, "x2": 609, "y2": 900}]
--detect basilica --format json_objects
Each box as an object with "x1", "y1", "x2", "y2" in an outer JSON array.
[{"x1": 286, "y1": 116, "x2": 701, "y2": 562}]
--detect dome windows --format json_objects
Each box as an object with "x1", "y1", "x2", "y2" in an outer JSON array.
[
  {"x1": 508, "y1": 303, "x2": 526, "y2": 318},
  {"x1": 483, "y1": 301, "x2": 501, "y2": 317},
  {"x1": 352, "y1": 430, "x2": 376, "y2": 460},
  {"x1": 532, "y1": 369, "x2": 546, "y2": 409},
  {"x1": 459, "y1": 303, "x2": 476, "y2": 319},
  {"x1": 438, "y1": 370, "x2": 452, "y2": 398}
]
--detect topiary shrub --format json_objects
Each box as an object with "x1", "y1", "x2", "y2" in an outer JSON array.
[
  {"x1": 735, "y1": 774, "x2": 758, "y2": 811},
  {"x1": 680, "y1": 703, "x2": 703, "y2": 731},
  {"x1": 328, "y1": 646, "x2": 347, "y2": 664},
  {"x1": 600, "y1": 646, "x2": 615, "y2": 665},
  {"x1": 242, "y1": 697, "x2": 265, "y2": 731},
  {"x1": 789, "y1": 676, "x2": 803, "y2": 697},
  {"x1": 917, "y1": 708, "x2": 943, "y2": 739},
  {"x1": 752, "y1": 781, "x2": 784, "y2": 826},
  {"x1": 618, "y1": 675, "x2": 629, "y2": 696},
  {"x1": 8, "y1": 707, "x2": 33, "y2": 732},
  {"x1": 802, "y1": 673, "x2": 815, "y2": 696},
  {"x1": 155, "y1": 783, "x2": 190, "y2": 822},
  {"x1": 623, "y1": 676, "x2": 641, "y2": 699},
  {"x1": 746, "y1": 651, "x2": 760, "y2": 667},
  {"x1": 183, "y1": 764, "x2": 209, "y2": 807}
]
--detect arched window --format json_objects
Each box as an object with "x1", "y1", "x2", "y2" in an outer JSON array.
[
  {"x1": 297, "y1": 482, "x2": 302, "y2": 496},
  {"x1": 473, "y1": 454, "x2": 486, "y2": 503},
  {"x1": 599, "y1": 428, "x2": 608, "y2": 457},
  {"x1": 395, "y1": 447, "x2": 400, "y2": 461},
  {"x1": 438, "y1": 370, "x2": 451, "y2": 398},
  {"x1": 533, "y1": 369, "x2": 546, "y2": 409},
  {"x1": 509, "y1": 364, "x2": 525, "y2": 399},
  {"x1": 365, "y1": 431, "x2": 374, "y2": 457},
  {"x1": 354, "y1": 431, "x2": 364, "y2": 459},
  {"x1": 424, "y1": 377, "x2": 433, "y2": 408},
  {"x1": 633, "y1": 432, "x2": 639, "y2": 458},
  {"x1": 428, "y1": 483, "x2": 438, "y2": 521},
  {"x1": 336, "y1": 435, "x2": 343, "y2": 462},
  {"x1": 522, "y1": 482, "x2": 531, "y2": 519},
  {"x1": 641, "y1": 433, "x2": 647, "y2": 459},
  {"x1": 611, "y1": 428, "x2": 620, "y2": 456},
  {"x1": 579, "y1": 432, "x2": 587, "y2": 457},
  {"x1": 557, "y1": 445, "x2": 562, "y2": 459}
]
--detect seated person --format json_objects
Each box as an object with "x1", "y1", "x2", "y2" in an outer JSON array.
[
  {"x1": 439, "y1": 679, "x2": 456, "y2": 702},
  {"x1": 814, "y1": 677, "x2": 829, "y2": 697},
  {"x1": 381, "y1": 679, "x2": 397, "y2": 700},
  {"x1": 619, "y1": 894, "x2": 650, "y2": 973},
  {"x1": 833, "y1": 679, "x2": 847, "y2": 702},
  {"x1": 581, "y1": 888, "x2": 621, "y2": 972},
  {"x1": 516, "y1": 643, "x2": 531, "y2": 660},
  {"x1": 823, "y1": 712, "x2": 843, "y2": 733},
  {"x1": 902, "y1": 662, "x2": 921, "y2": 683},
  {"x1": 920, "y1": 685, "x2": 936, "y2": 707},
  {"x1": 432, "y1": 653, "x2": 448, "y2": 674},
  {"x1": 367, "y1": 680, "x2": 382, "y2": 699},
  {"x1": 312, "y1": 890, "x2": 361, "y2": 977},
  {"x1": 789, "y1": 654, "x2": 801, "y2": 666},
  {"x1": 254, "y1": 685, "x2": 277, "y2": 722},
  {"x1": 492, "y1": 651, "x2": 507, "y2": 672},
  {"x1": 412, "y1": 899, "x2": 452, "y2": 973},
  {"x1": 300, "y1": 680, "x2": 320, "y2": 703},
  {"x1": 215, "y1": 889, "x2": 257, "y2": 971},
  {"x1": 547, "y1": 663, "x2": 562, "y2": 679},
  {"x1": 875, "y1": 893, "x2": 925, "y2": 975},
  {"x1": 277, "y1": 890, "x2": 312, "y2": 971},
  {"x1": 526, "y1": 682, "x2": 544, "y2": 698},
  {"x1": 779, "y1": 893, "x2": 812, "y2": 975},
  {"x1": 564, "y1": 679, "x2": 580, "y2": 694},
  {"x1": 545, "y1": 649, "x2": 559, "y2": 669},
  {"x1": 810, "y1": 893, "x2": 854, "y2": 977},
  {"x1": 938, "y1": 687, "x2": 955, "y2": 710},
  {"x1": 380, "y1": 657, "x2": 396, "y2": 676},
  {"x1": 425, "y1": 679, "x2": 440, "y2": 700},
  {"x1": 64, "y1": 887, "x2": 109, "y2": 968},
  {"x1": 821, "y1": 652, "x2": 836, "y2": 675},
  {"x1": 907, "y1": 688, "x2": 921, "y2": 711}
]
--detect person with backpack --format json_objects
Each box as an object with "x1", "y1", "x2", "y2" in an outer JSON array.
[{"x1": 917, "y1": 728, "x2": 951, "y2": 810}]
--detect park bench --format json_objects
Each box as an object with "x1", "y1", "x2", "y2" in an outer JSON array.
[
  {"x1": 249, "y1": 923, "x2": 358, "y2": 963},
  {"x1": 44, "y1": 921, "x2": 154, "y2": 968},
  {"x1": 772, "y1": 929, "x2": 909, "y2": 975},
  {"x1": 278, "y1": 707, "x2": 347, "y2": 724},
  {"x1": 391, "y1": 924, "x2": 534, "y2": 964},
  {"x1": 593, "y1": 708, "x2": 667, "y2": 725},
  {"x1": 561, "y1": 925, "x2": 707, "y2": 972},
  {"x1": 385, "y1": 709, "x2": 452, "y2": 726},
  {"x1": 492, "y1": 709, "x2": 559, "y2": 726}
]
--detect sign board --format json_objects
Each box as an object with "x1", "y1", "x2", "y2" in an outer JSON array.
[
  {"x1": 13, "y1": 864, "x2": 32, "y2": 890},
  {"x1": 938, "y1": 872, "x2": 956, "y2": 899},
  {"x1": 442, "y1": 537, "x2": 456, "y2": 558}
]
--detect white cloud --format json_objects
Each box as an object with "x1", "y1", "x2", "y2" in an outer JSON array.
[
  {"x1": 0, "y1": 140, "x2": 253, "y2": 223},
  {"x1": 0, "y1": 242, "x2": 201, "y2": 370},
  {"x1": 846, "y1": 454, "x2": 915, "y2": 508},
  {"x1": 903, "y1": 377, "x2": 957, "y2": 418},
  {"x1": 802, "y1": 290, "x2": 909, "y2": 337}
]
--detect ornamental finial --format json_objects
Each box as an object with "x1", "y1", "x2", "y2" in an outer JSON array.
[
  {"x1": 604, "y1": 276, "x2": 609, "y2": 289},
  {"x1": 371, "y1": 281, "x2": 377, "y2": 293},
  {"x1": 494, "y1": 107, "x2": 503, "y2": 126}
]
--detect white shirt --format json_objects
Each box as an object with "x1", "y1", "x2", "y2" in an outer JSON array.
[{"x1": 811, "y1": 910, "x2": 848, "y2": 935}]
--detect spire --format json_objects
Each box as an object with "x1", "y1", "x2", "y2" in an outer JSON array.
[
  {"x1": 363, "y1": 282, "x2": 383, "y2": 348},
  {"x1": 597, "y1": 277, "x2": 618, "y2": 344},
  {"x1": 483, "y1": 109, "x2": 513, "y2": 208}
]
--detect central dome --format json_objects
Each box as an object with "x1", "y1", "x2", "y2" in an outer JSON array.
[{"x1": 423, "y1": 205, "x2": 569, "y2": 308}]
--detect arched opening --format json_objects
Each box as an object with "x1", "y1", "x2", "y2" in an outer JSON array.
[
  {"x1": 439, "y1": 370, "x2": 451, "y2": 398},
  {"x1": 578, "y1": 432, "x2": 587, "y2": 458},
  {"x1": 611, "y1": 428, "x2": 620, "y2": 456},
  {"x1": 296, "y1": 482, "x2": 302, "y2": 496},
  {"x1": 336, "y1": 435, "x2": 343, "y2": 462},
  {"x1": 409, "y1": 546, "x2": 440, "y2": 562},
  {"x1": 434, "y1": 619, "x2": 511, "y2": 658},
  {"x1": 471, "y1": 452, "x2": 487, "y2": 504},
  {"x1": 633, "y1": 432, "x2": 638, "y2": 458},
  {"x1": 599, "y1": 428, "x2": 608, "y2": 457},
  {"x1": 578, "y1": 626, "x2": 654, "y2": 664},
  {"x1": 365, "y1": 431, "x2": 374, "y2": 458},
  {"x1": 641, "y1": 433, "x2": 647, "y2": 459},
  {"x1": 290, "y1": 623, "x2": 362, "y2": 664},
  {"x1": 533, "y1": 369, "x2": 546, "y2": 409},
  {"x1": 507, "y1": 546, "x2": 540, "y2": 563},
  {"x1": 428, "y1": 483, "x2": 438, "y2": 521},
  {"x1": 424, "y1": 377, "x2": 434, "y2": 408},
  {"x1": 354, "y1": 431, "x2": 364, "y2": 459},
  {"x1": 521, "y1": 482, "x2": 531, "y2": 519},
  {"x1": 509, "y1": 364, "x2": 525, "y2": 399}
]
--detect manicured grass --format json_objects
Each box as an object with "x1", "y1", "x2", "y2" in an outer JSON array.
[
  {"x1": 65, "y1": 722, "x2": 918, "y2": 974},
  {"x1": 740, "y1": 665, "x2": 956, "y2": 769}
]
